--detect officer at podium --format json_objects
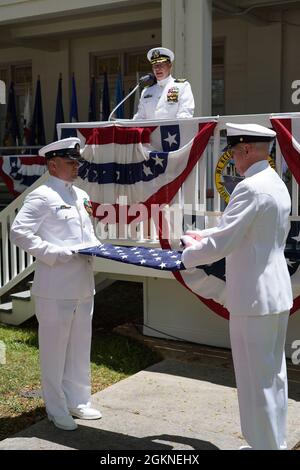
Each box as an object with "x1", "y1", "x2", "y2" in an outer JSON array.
[{"x1": 133, "y1": 47, "x2": 195, "y2": 120}]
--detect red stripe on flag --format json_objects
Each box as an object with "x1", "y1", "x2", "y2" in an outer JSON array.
[
  {"x1": 79, "y1": 126, "x2": 156, "y2": 145},
  {"x1": 19, "y1": 156, "x2": 45, "y2": 165},
  {"x1": 271, "y1": 118, "x2": 300, "y2": 184},
  {"x1": 291, "y1": 296, "x2": 300, "y2": 315}
]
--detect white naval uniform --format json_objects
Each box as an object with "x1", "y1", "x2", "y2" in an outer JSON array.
[
  {"x1": 10, "y1": 175, "x2": 99, "y2": 417},
  {"x1": 133, "y1": 74, "x2": 195, "y2": 120},
  {"x1": 182, "y1": 160, "x2": 293, "y2": 449}
]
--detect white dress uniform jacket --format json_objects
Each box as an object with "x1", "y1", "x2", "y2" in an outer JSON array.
[
  {"x1": 133, "y1": 75, "x2": 195, "y2": 120},
  {"x1": 11, "y1": 175, "x2": 99, "y2": 299},
  {"x1": 182, "y1": 160, "x2": 293, "y2": 316}
]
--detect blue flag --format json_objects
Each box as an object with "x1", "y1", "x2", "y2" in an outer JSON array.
[
  {"x1": 30, "y1": 76, "x2": 46, "y2": 146},
  {"x1": 88, "y1": 76, "x2": 97, "y2": 122},
  {"x1": 115, "y1": 72, "x2": 124, "y2": 119},
  {"x1": 70, "y1": 74, "x2": 79, "y2": 122},
  {"x1": 3, "y1": 81, "x2": 20, "y2": 146},
  {"x1": 102, "y1": 72, "x2": 110, "y2": 121},
  {"x1": 53, "y1": 74, "x2": 64, "y2": 141}
]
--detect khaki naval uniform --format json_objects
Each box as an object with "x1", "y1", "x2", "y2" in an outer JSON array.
[
  {"x1": 182, "y1": 161, "x2": 293, "y2": 449},
  {"x1": 133, "y1": 75, "x2": 195, "y2": 120},
  {"x1": 11, "y1": 175, "x2": 99, "y2": 417}
]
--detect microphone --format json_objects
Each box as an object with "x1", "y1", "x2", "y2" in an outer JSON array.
[
  {"x1": 139, "y1": 73, "x2": 157, "y2": 86},
  {"x1": 108, "y1": 73, "x2": 157, "y2": 121}
]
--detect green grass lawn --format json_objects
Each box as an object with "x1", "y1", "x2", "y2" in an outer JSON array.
[{"x1": 0, "y1": 321, "x2": 161, "y2": 441}]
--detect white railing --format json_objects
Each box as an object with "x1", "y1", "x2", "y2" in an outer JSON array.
[
  {"x1": 0, "y1": 173, "x2": 48, "y2": 299},
  {"x1": 1, "y1": 114, "x2": 299, "y2": 298}
]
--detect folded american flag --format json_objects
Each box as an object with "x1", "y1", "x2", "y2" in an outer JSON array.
[{"x1": 78, "y1": 243, "x2": 185, "y2": 271}]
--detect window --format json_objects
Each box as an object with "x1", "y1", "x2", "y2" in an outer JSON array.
[
  {"x1": 0, "y1": 62, "x2": 32, "y2": 145},
  {"x1": 90, "y1": 48, "x2": 151, "y2": 119}
]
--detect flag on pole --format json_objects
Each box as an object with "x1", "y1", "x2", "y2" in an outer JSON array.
[
  {"x1": 22, "y1": 87, "x2": 31, "y2": 146},
  {"x1": 88, "y1": 76, "x2": 97, "y2": 122},
  {"x1": 2, "y1": 81, "x2": 20, "y2": 146},
  {"x1": 115, "y1": 72, "x2": 124, "y2": 119},
  {"x1": 30, "y1": 76, "x2": 46, "y2": 146},
  {"x1": 102, "y1": 72, "x2": 110, "y2": 121},
  {"x1": 53, "y1": 74, "x2": 64, "y2": 141},
  {"x1": 70, "y1": 73, "x2": 79, "y2": 122}
]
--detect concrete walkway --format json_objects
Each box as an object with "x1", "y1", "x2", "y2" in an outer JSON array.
[{"x1": 0, "y1": 334, "x2": 299, "y2": 450}]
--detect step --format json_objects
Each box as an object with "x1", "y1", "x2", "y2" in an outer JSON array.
[
  {"x1": 0, "y1": 302, "x2": 12, "y2": 314},
  {"x1": 10, "y1": 290, "x2": 31, "y2": 301},
  {"x1": 9, "y1": 292, "x2": 35, "y2": 326}
]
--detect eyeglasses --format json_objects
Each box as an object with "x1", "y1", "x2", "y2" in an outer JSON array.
[{"x1": 152, "y1": 63, "x2": 168, "y2": 69}]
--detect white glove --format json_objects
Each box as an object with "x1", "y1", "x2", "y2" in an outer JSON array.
[
  {"x1": 57, "y1": 248, "x2": 74, "y2": 264},
  {"x1": 180, "y1": 235, "x2": 199, "y2": 248},
  {"x1": 185, "y1": 230, "x2": 204, "y2": 242}
]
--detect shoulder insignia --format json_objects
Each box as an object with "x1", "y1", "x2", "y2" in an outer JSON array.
[{"x1": 174, "y1": 78, "x2": 187, "y2": 83}]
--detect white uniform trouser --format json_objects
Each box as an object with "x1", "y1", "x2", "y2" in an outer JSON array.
[
  {"x1": 35, "y1": 296, "x2": 94, "y2": 417},
  {"x1": 229, "y1": 311, "x2": 289, "y2": 450}
]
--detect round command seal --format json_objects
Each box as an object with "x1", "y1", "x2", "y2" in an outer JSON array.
[{"x1": 215, "y1": 150, "x2": 276, "y2": 204}]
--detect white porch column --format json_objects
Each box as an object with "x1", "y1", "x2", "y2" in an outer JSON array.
[
  {"x1": 0, "y1": 80, "x2": 5, "y2": 104},
  {"x1": 162, "y1": 0, "x2": 212, "y2": 116}
]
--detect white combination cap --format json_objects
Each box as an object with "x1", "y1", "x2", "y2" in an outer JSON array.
[
  {"x1": 226, "y1": 123, "x2": 276, "y2": 148},
  {"x1": 39, "y1": 137, "x2": 82, "y2": 160},
  {"x1": 147, "y1": 47, "x2": 175, "y2": 65}
]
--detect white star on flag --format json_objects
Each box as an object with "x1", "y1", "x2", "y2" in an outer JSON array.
[
  {"x1": 164, "y1": 132, "x2": 178, "y2": 147},
  {"x1": 143, "y1": 164, "x2": 153, "y2": 177},
  {"x1": 152, "y1": 154, "x2": 164, "y2": 167}
]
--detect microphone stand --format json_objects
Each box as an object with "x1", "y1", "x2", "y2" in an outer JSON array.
[{"x1": 108, "y1": 83, "x2": 140, "y2": 122}]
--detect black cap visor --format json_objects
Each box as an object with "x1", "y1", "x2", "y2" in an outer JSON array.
[{"x1": 226, "y1": 135, "x2": 275, "y2": 149}]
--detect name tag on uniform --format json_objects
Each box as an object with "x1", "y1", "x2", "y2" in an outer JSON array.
[{"x1": 56, "y1": 205, "x2": 72, "y2": 211}]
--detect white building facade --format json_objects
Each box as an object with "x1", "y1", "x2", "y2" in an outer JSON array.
[{"x1": 1, "y1": 0, "x2": 300, "y2": 140}]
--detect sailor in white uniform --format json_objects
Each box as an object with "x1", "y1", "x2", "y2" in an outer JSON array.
[
  {"x1": 133, "y1": 47, "x2": 195, "y2": 120},
  {"x1": 181, "y1": 123, "x2": 293, "y2": 450},
  {"x1": 11, "y1": 138, "x2": 101, "y2": 431}
]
